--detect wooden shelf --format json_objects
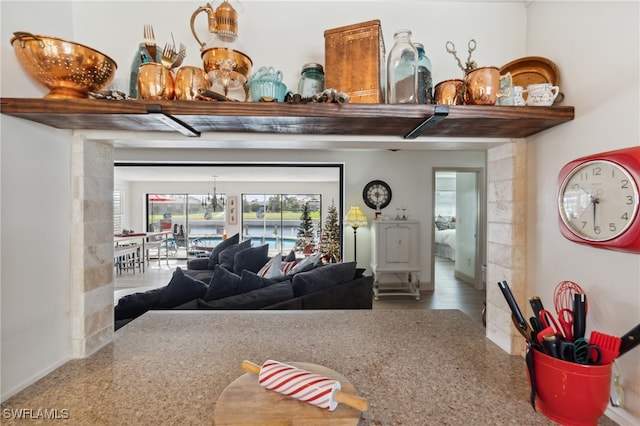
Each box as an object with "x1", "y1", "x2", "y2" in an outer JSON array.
[{"x1": 0, "y1": 98, "x2": 574, "y2": 139}]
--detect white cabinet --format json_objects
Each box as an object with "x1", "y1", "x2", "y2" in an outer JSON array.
[{"x1": 370, "y1": 220, "x2": 420, "y2": 300}]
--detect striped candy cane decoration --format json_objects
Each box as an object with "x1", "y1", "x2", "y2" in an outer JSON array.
[{"x1": 258, "y1": 360, "x2": 342, "y2": 411}]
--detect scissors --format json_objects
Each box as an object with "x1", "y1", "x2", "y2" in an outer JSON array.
[
  {"x1": 539, "y1": 309, "x2": 566, "y2": 339},
  {"x1": 559, "y1": 337, "x2": 602, "y2": 364},
  {"x1": 556, "y1": 308, "x2": 574, "y2": 341}
]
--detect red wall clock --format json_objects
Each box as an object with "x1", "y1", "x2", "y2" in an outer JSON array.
[{"x1": 557, "y1": 146, "x2": 640, "y2": 253}]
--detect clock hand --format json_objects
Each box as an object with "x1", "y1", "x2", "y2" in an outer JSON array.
[{"x1": 592, "y1": 195, "x2": 600, "y2": 231}]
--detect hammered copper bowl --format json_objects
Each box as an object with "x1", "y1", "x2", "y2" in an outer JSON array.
[{"x1": 10, "y1": 32, "x2": 117, "y2": 99}]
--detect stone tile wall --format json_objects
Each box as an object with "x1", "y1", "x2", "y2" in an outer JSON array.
[
  {"x1": 485, "y1": 141, "x2": 527, "y2": 355},
  {"x1": 70, "y1": 136, "x2": 114, "y2": 357}
]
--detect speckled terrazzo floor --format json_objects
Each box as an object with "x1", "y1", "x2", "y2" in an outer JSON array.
[{"x1": 1, "y1": 310, "x2": 618, "y2": 425}]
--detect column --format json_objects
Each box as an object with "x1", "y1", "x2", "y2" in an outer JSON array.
[
  {"x1": 486, "y1": 141, "x2": 527, "y2": 355},
  {"x1": 70, "y1": 135, "x2": 114, "y2": 357}
]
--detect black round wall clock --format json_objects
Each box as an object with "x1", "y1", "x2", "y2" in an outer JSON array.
[{"x1": 363, "y1": 180, "x2": 392, "y2": 210}]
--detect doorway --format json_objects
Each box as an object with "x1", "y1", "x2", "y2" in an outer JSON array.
[{"x1": 431, "y1": 168, "x2": 486, "y2": 293}]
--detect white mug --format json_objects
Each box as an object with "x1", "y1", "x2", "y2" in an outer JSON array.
[{"x1": 526, "y1": 83, "x2": 559, "y2": 106}]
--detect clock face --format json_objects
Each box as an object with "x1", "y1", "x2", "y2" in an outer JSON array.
[
  {"x1": 363, "y1": 180, "x2": 392, "y2": 210},
  {"x1": 558, "y1": 160, "x2": 639, "y2": 242}
]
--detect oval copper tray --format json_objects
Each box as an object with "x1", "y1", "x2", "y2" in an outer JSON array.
[{"x1": 500, "y1": 56, "x2": 560, "y2": 88}]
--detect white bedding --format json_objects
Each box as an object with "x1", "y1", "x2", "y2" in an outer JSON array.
[{"x1": 435, "y1": 228, "x2": 456, "y2": 250}]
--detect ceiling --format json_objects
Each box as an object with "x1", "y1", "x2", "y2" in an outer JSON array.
[{"x1": 114, "y1": 164, "x2": 341, "y2": 183}]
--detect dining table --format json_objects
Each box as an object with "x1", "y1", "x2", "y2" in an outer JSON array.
[{"x1": 113, "y1": 231, "x2": 171, "y2": 272}]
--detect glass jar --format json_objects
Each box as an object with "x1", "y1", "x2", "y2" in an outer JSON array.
[
  {"x1": 414, "y1": 42, "x2": 433, "y2": 104},
  {"x1": 298, "y1": 63, "x2": 324, "y2": 97},
  {"x1": 387, "y1": 30, "x2": 418, "y2": 104}
]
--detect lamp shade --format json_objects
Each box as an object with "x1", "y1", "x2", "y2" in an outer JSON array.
[{"x1": 345, "y1": 206, "x2": 368, "y2": 229}]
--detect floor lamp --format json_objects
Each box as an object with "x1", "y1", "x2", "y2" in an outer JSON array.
[{"x1": 345, "y1": 206, "x2": 368, "y2": 264}]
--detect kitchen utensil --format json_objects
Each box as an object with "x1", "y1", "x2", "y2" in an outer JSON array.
[
  {"x1": 497, "y1": 281, "x2": 533, "y2": 342},
  {"x1": 539, "y1": 309, "x2": 565, "y2": 339},
  {"x1": 529, "y1": 296, "x2": 545, "y2": 320},
  {"x1": 143, "y1": 24, "x2": 157, "y2": 63},
  {"x1": 446, "y1": 39, "x2": 477, "y2": 74},
  {"x1": 557, "y1": 308, "x2": 574, "y2": 341},
  {"x1": 543, "y1": 334, "x2": 560, "y2": 358},
  {"x1": 215, "y1": 361, "x2": 362, "y2": 425},
  {"x1": 559, "y1": 337, "x2": 602, "y2": 365},
  {"x1": 10, "y1": 32, "x2": 117, "y2": 99},
  {"x1": 241, "y1": 360, "x2": 369, "y2": 412},
  {"x1": 172, "y1": 43, "x2": 187, "y2": 69},
  {"x1": 572, "y1": 293, "x2": 586, "y2": 340},
  {"x1": 617, "y1": 323, "x2": 640, "y2": 357},
  {"x1": 554, "y1": 280, "x2": 587, "y2": 317},
  {"x1": 161, "y1": 43, "x2": 175, "y2": 69},
  {"x1": 589, "y1": 330, "x2": 621, "y2": 364}
]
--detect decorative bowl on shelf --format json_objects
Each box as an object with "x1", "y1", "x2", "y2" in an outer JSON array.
[
  {"x1": 247, "y1": 66, "x2": 288, "y2": 102},
  {"x1": 10, "y1": 32, "x2": 117, "y2": 99}
]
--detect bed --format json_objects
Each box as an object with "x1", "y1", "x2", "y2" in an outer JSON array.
[{"x1": 434, "y1": 216, "x2": 456, "y2": 261}]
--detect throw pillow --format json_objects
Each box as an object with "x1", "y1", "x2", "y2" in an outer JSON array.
[
  {"x1": 258, "y1": 254, "x2": 282, "y2": 279},
  {"x1": 156, "y1": 267, "x2": 208, "y2": 309},
  {"x1": 233, "y1": 244, "x2": 270, "y2": 275},
  {"x1": 282, "y1": 249, "x2": 296, "y2": 262},
  {"x1": 258, "y1": 256, "x2": 276, "y2": 277},
  {"x1": 235, "y1": 270, "x2": 270, "y2": 294},
  {"x1": 281, "y1": 260, "x2": 298, "y2": 275},
  {"x1": 288, "y1": 252, "x2": 322, "y2": 275},
  {"x1": 203, "y1": 265, "x2": 241, "y2": 301},
  {"x1": 291, "y1": 262, "x2": 357, "y2": 297},
  {"x1": 218, "y1": 239, "x2": 251, "y2": 271},
  {"x1": 207, "y1": 233, "x2": 240, "y2": 269},
  {"x1": 196, "y1": 281, "x2": 294, "y2": 310}
]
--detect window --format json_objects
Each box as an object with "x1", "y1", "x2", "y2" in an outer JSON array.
[
  {"x1": 242, "y1": 193, "x2": 321, "y2": 254},
  {"x1": 113, "y1": 190, "x2": 122, "y2": 234}
]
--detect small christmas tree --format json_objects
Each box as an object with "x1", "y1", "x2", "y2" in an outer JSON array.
[
  {"x1": 320, "y1": 201, "x2": 340, "y2": 263},
  {"x1": 296, "y1": 202, "x2": 315, "y2": 253}
]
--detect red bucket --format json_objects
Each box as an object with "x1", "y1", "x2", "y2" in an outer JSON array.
[{"x1": 530, "y1": 349, "x2": 612, "y2": 426}]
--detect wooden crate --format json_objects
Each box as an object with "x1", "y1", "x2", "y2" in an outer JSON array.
[{"x1": 324, "y1": 20, "x2": 385, "y2": 104}]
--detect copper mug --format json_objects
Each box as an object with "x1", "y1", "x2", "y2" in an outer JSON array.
[
  {"x1": 137, "y1": 63, "x2": 175, "y2": 100},
  {"x1": 174, "y1": 66, "x2": 210, "y2": 100},
  {"x1": 464, "y1": 66, "x2": 512, "y2": 105},
  {"x1": 434, "y1": 79, "x2": 465, "y2": 105}
]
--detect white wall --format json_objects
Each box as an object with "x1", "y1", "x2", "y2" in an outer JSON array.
[
  {"x1": 1, "y1": 1, "x2": 75, "y2": 401},
  {"x1": 114, "y1": 148, "x2": 486, "y2": 282},
  {"x1": 526, "y1": 2, "x2": 640, "y2": 424}
]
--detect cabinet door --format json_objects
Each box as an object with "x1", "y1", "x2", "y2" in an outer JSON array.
[{"x1": 384, "y1": 225, "x2": 411, "y2": 264}]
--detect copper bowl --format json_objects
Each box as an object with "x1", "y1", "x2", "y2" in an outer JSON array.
[
  {"x1": 10, "y1": 32, "x2": 117, "y2": 99},
  {"x1": 201, "y1": 47, "x2": 252, "y2": 87}
]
